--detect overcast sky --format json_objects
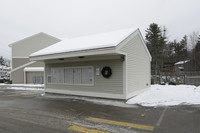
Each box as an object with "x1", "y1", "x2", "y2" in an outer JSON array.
[{"x1": 0, "y1": 0, "x2": 200, "y2": 59}]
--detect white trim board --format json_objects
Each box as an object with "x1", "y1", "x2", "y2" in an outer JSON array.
[
  {"x1": 12, "y1": 57, "x2": 29, "y2": 58},
  {"x1": 11, "y1": 61, "x2": 36, "y2": 72}
]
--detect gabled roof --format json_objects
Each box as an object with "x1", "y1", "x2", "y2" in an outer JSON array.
[
  {"x1": 30, "y1": 28, "x2": 136, "y2": 57},
  {"x1": 30, "y1": 28, "x2": 152, "y2": 61},
  {"x1": 8, "y1": 32, "x2": 61, "y2": 47}
]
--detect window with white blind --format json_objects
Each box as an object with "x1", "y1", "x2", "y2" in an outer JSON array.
[
  {"x1": 51, "y1": 67, "x2": 64, "y2": 83},
  {"x1": 49, "y1": 66, "x2": 93, "y2": 85},
  {"x1": 64, "y1": 68, "x2": 73, "y2": 84},
  {"x1": 81, "y1": 67, "x2": 93, "y2": 84}
]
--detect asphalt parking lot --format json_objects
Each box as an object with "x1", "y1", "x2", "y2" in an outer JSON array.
[{"x1": 0, "y1": 88, "x2": 200, "y2": 133}]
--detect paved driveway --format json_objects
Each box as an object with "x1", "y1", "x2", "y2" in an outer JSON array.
[{"x1": 0, "y1": 88, "x2": 200, "y2": 133}]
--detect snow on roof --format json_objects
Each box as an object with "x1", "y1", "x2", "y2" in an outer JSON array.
[
  {"x1": 174, "y1": 60, "x2": 190, "y2": 65},
  {"x1": 30, "y1": 28, "x2": 136, "y2": 57},
  {"x1": 24, "y1": 67, "x2": 44, "y2": 72},
  {"x1": 178, "y1": 67, "x2": 184, "y2": 70}
]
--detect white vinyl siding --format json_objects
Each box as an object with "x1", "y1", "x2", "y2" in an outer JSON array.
[
  {"x1": 11, "y1": 33, "x2": 60, "y2": 58},
  {"x1": 50, "y1": 66, "x2": 93, "y2": 85},
  {"x1": 119, "y1": 34, "x2": 151, "y2": 96},
  {"x1": 11, "y1": 60, "x2": 44, "y2": 84}
]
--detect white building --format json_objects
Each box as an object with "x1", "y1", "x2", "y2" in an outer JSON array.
[
  {"x1": 30, "y1": 28, "x2": 151, "y2": 99},
  {"x1": 0, "y1": 65, "x2": 11, "y2": 79},
  {"x1": 8, "y1": 32, "x2": 61, "y2": 84}
]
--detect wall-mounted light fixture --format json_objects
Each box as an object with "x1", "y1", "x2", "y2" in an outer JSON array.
[
  {"x1": 58, "y1": 58, "x2": 64, "y2": 60},
  {"x1": 78, "y1": 56, "x2": 85, "y2": 59},
  {"x1": 121, "y1": 55, "x2": 125, "y2": 62}
]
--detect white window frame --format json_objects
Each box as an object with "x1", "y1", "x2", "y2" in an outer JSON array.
[
  {"x1": 48, "y1": 66, "x2": 94, "y2": 86},
  {"x1": 47, "y1": 75, "x2": 52, "y2": 84}
]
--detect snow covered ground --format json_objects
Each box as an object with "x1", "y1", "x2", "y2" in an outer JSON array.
[
  {"x1": 0, "y1": 84, "x2": 44, "y2": 90},
  {"x1": 127, "y1": 85, "x2": 200, "y2": 107},
  {"x1": 45, "y1": 85, "x2": 200, "y2": 107},
  {"x1": 1, "y1": 83, "x2": 200, "y2": 107}
]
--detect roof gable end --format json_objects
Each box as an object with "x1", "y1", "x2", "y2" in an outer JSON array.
[
  {"x1": 8, "y1": 32, "x2": 61, "y2": 48},
  {"x1": 116, "y1": 29, "x2": 152, "y2": 61}
]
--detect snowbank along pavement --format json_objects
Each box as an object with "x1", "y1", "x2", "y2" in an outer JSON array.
[{"x1": 127, "y1": 85, "x2": 200, "y2": 107}]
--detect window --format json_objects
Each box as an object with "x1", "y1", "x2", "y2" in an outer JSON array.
[
  {"x1": 51, "y1": 68, "x2": 64, "y2": 83},
  {"x1": 72, "y1": 68, "x2": 82, "y2": 84},
  {"x1": 81, "y1": 67, "x2": 93, "y2": 84},
  {"x1": 47, "y1": 75, "x2": 52, "y2": 83},
  {"x1": 32, "y1": 76, "x2": 44, "y2": 84},
  {"x1": 64, "y1": 68, "x2": 73, "y2": 84},
  {"x1": 49, "y1": 66, "x2": 93, "y2": 85}
]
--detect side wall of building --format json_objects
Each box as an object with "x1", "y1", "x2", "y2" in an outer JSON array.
[
  {"x1": 10, "y1": 33, "x2": 60, "y2": 84},
  {"x1": 119, "y1": 34, "x2": 151, "y2": 99},
  {"x1": 12, "y1": 61, "x2": 44, "y2": 84},
  {"x1": 45, "y1": 59, "x2": 125, "y2": 99},
  {"x1": 12, "y1": 58, "x2": 30, "y2": 69}
]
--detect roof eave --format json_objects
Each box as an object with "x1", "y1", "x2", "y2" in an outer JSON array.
[{"x1": 30, "y1": 47, "x2": 117, "y2": 61}]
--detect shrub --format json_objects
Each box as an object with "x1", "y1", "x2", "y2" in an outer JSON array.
[{"x1": 169, "y1": 82, "x2": 176, "y2": 85}]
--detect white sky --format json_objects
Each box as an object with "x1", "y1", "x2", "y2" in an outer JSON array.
[{"x1": 0, "y1": 0, "x2": 200, "y2": 59}]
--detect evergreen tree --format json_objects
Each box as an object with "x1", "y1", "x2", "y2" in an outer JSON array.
[
  {"x1": 179, "y1": 35, "x2": 188, "y2": 60},
  {"x1": 173, "y1": 40, "x2": 182, "y2": 62},
  {"x1": 173, "y1": 36, "x2": 188, "y2": 62},
  {"x1": 166, "y1": 41, "x2": 176, "y2": 62},
  {"x1": 145, "y1": 23, "x2": 166, "y2": 76},
  {"x1": 166, "y1": 36, "x2": 188, "y2": 63},
  {"x1": 194, "y1": 36, "x2": 200, "y2": 70}
]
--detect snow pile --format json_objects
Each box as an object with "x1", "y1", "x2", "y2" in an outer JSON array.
[
  {"x1": 10, "y1": 86, "x2": 44, "y2": 91},
  {"x1": 10, "y1": 84, "x2": 44, "y2": 87},
  {"x1": 127, "y1": 85, "x2": 200, "y2": 107},
  {"x1": 174, "y1": 60, "x2": 190, "y2": 65},
  {"x1": 0, "y1": 84, "x2": 44, "y2": 90}
]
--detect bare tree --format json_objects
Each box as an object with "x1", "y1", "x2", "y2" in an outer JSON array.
[
  {"x1": 3, "y1": 58, "x2": 11, "y2": 67},
  {"x1": 188, "y1": 31, "x2": 199, "y2": 50}
]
